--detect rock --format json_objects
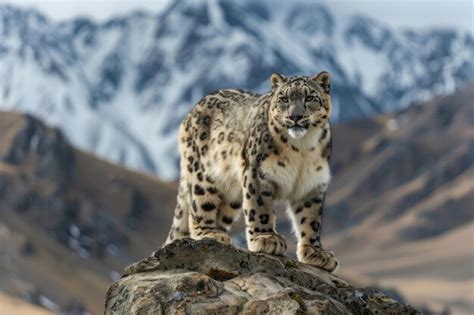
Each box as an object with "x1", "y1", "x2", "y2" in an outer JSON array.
[{"x1": 105, "y1": 238, "x2": 420, "y2": 314}]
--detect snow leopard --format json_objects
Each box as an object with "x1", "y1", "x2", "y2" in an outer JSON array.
[{"x1": 165, "y1": 71, "x2": 338, "y2": 272}]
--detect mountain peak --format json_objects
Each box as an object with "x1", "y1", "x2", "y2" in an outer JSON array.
[
  {"x1": 0, "y1": 4, "x2": 49, "y2": 30},
  {"x1": 344, "y1": 14, "x2": 393, "y2": 50}
]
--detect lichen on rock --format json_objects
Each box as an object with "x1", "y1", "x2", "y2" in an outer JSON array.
[{"x1": 105, "y1": 238, "x2": 420, "y2": 314}]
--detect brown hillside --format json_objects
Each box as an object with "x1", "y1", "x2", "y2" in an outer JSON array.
[
  {"x1": 0, "y1": 111, "x2": 176, "y2": 314},
  {"x1": 326, "y1": 84, "x2": 474, "y2": 314}
]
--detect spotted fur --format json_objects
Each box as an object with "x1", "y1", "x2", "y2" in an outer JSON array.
[{"x1": 165, "y1": 72, "x2": 339, "y2": 273}]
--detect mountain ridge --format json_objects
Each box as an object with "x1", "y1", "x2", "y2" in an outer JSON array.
[{"x1": 1, "y1": 2, "x2": 473, "y2": 179}]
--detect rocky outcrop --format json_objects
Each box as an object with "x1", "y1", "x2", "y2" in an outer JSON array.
[
  {"x1": 1, "y1": 113, "x2": 74, "y2": 184},
  {"x1": 105, "y1": 239, "x2": 420, "y2": 314}
]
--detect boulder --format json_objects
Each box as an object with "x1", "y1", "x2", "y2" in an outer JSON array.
[{"x1": 105, "y1": 238, "x2": 420, "y2": 314}]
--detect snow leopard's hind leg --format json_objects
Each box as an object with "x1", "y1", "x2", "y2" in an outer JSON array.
[{"x1": 170, "y1": 113, "x2": 232, "y2": 245}]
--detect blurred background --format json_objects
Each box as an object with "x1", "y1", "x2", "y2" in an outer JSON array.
[{"x1": 0, "y1": 0, "x2": 473, "y2": 314}]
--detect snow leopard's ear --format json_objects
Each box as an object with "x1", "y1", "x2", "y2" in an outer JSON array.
[
  {"x1": 271, "y1": 73, "x2": 287, "y2": 89},
  {"x1": 312, "y1": 71, "x2": 331, "y2": 94}
]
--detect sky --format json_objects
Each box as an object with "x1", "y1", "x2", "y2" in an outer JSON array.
[
  {"x1": 1, "y1": 0, "x2": 473, "y2": 33},
  {"x1": 328, "y1": 0, "x2": 473, "y2": 33}
]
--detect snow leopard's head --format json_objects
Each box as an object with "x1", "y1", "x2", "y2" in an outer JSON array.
[{"x1": 270, "y1": 72, "x2": 331, "y2": 139}]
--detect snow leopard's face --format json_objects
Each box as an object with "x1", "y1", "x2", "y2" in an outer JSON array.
[{"x1": 270, "y1": 72, "x2": 331, "y2": 139}]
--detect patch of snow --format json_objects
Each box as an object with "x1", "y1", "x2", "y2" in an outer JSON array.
[
  {"x1": 39, "y1": 295, "x2": 60, "y2": 311},
  {"x1": 109, "y1": 270, "x2": 121, "y2": 281},
  {"x1": 69, "y1": 224, "x2": 81, "y2": 238},
  {"x1": 386, "y1": 118, "x2": 399, "y2": 131}
]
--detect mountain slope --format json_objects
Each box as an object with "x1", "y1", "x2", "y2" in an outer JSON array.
[
  {"x1": 0, "y1": 293, "x2": 54, "y2": 315},
  {"x1": 327, "y1": 84, "x2": 474, "y2": 237},
  {"x1": 325, "y1": 84, "x2": 474, "y2": 314},
  {"x1": 1, "y1": 2, "x2": 473, "y2": 179},
  {"x1": 0, "y1": 111, "x2": 177, "y2": 314}
]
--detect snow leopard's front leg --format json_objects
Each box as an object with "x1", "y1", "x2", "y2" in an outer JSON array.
[
  {"x1": 242, "y1": 166, "x2": 286, "y2": 255},
  {"x1": 289, "y1": 188, "x2": 339, "y2": 273}
]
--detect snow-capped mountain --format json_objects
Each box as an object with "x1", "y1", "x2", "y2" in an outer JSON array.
[{"x1": 1, "y1": 1, "x2": 473, "y2": 179}]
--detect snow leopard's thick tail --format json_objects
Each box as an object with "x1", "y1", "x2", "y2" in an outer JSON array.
[{"x1": 164, "y1": 178, "x2": 190, "y2": 245}]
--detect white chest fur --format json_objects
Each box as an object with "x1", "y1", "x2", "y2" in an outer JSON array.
[{"x1": 261, "y1": 143, "x2": 330, "y2": 203}]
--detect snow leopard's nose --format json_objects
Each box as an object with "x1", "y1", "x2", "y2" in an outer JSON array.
[
  {"x1": 288, "y1": 114, "x2": 303, "y2": 122},
  {"x1": 288, "y1": 104, "x2": 304, "y2": 122}
]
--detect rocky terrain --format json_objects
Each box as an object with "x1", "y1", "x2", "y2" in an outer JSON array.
[{"x1": 105, "y1": 238, "x2": 420, "y2": 315}]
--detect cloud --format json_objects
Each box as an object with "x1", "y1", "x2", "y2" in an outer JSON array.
[{"x1": 326, "y1": 0, "x2": 473, "y2": 33}]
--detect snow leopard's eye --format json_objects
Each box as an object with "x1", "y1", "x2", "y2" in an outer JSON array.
[
  {"x1": 306, "y1": 95, "x2": 322, "y2": 111},
  {"x1": 305, "y1": 95, "x2": 314, "y2": 102},
  {"x1": 280, "y1": 97, "x2": 288, "y2": 103}
]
